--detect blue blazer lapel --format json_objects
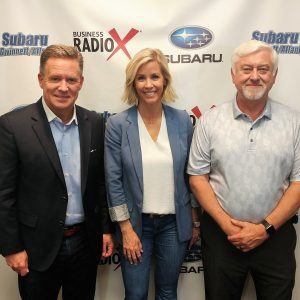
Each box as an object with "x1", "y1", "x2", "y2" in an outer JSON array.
[
  {"x1": 164, "y1": 105, "x2": 181, "y2": 184},
  {"x1": 126, "y1": 106, "x2": 143, "y2": 194}
]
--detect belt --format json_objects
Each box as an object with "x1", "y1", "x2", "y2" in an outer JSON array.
[
  {"x1": 143, "y1": 213, "x2": 168, "y2": 218},
  {"x1": 63, "y1": 223, "x2": 84, "y2": 238}
]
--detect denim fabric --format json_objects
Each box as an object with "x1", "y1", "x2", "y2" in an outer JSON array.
[
  {"x1": 105, "y1": 105, "x2": 193, "y2": 243},
  {"x1": 120, "y1": 214, "x2": 188, "y2": 300}
]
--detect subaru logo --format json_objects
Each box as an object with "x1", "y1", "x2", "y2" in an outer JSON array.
[{"x1": 169, "y1": 26, "x2": 213, "y2": 49}]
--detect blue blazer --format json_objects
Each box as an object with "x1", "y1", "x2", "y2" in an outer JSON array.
[{"x1": 105, "y1": 105, "x2": 193, "y2": 242}]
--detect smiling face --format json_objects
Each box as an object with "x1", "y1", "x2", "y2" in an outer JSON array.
[
  {"x1": 134, "y1": 60, "x2": 166, "y2": 107},
  {"x1": 231, "y1": 48, "x2": 277, "y2": 102},
  {"x1": 38, "y1": 57, "x2": 84, "y2": 123}
]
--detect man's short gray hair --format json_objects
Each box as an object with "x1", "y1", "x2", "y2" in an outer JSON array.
[{"x1": 231, "y1": 40, "x2": 278, "y2": 74}]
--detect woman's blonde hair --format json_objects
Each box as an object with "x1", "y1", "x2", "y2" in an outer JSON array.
[{"x1": 122, "y1": 48, "x2": 177, "y2": 105}]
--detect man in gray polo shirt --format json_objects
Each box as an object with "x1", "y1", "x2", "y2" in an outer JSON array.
[{"x1": 188, "y1": 40, "x2": 300, "y2": 300}]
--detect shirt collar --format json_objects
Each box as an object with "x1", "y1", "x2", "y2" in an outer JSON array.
[
  {"x1": 232, "y1": 97, "x2": 272, "y2": 120},
  {"x1": 42, "y1": 97, "x2": 78, "y2": 125}
]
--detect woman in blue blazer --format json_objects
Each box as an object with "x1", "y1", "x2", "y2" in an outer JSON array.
[{"x1": 105, "y1": 48, "x2": 199, "y2": 299}]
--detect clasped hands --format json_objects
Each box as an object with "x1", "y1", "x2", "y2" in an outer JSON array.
[{"x1": 226, "y1": 219, "x2": 269, "y2": 252}]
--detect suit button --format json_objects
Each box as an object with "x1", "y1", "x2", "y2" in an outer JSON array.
[
  {"x1": 58, "y1": 220, "x2": 64, "y2": 226},
  {"x1": 61, "y1": 195, "x2": 67, "y2": 201}
]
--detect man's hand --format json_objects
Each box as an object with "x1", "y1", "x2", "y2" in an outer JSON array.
[
  {"x1": 5, "y1": 250, "x2": 29, "y2": 276},
  {"x1": 227, "y1": 219, "x2": 268, "y2": 252},
  {"x1": 222, "y1": 220, "x2": 242, "y2": 237},
  {"x1": 102, "y1": 234, "x2": 114, "y2": 258}
]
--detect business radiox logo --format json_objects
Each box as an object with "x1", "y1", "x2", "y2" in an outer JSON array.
[
  {"x1": 0, "y1": 32, "x2": 48, "y2": 57},
  {"x1": 252, "y1": 30, "x2": 300, "y2": 54},
  {"x1": 166, "y1": 25, "x2": 222, "y2": 64},
  {"x1": 73, "y1": 27, "x2": 140, "y2": 60}
]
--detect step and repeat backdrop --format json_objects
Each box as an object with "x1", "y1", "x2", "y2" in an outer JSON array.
[{"x1": 0, "y1": 0, "x2": 299, "y2": 299}]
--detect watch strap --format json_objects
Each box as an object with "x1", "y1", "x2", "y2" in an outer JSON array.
[{"x1": 261, "y1": 219, "x2": 276, "y2": 236}]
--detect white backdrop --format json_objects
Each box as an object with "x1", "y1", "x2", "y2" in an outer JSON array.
[{"x1": 0, "y1": 0, "x2": 299, "y2": 299}]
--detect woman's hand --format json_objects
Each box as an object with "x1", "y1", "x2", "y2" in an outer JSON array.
[
  {"x1": 189, "y1": 207, "x2": 201, "y2": 249},
  {"x1": 188, "y1": 227, "x2": 200, "y2": 249},
  {"x1": 119, "y1": 220, "x2": 143, "y2": 264}
]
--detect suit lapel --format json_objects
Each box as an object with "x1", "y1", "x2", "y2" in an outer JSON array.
[
  {"x1": 126, "y1": 106, "x2": 143, "y2": 193},
  {"x1": 31, "y1": 99, "x2": 66, "y2": 186},
  {"x1": 77, "y1": 107, "x2": 91, "y2": 195},
  {"x1": 164, "y1": 105, "x2": 181, "y2": 184}
]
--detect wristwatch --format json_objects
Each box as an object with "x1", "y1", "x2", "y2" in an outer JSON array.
[
  {"x1": 193, "y1": 221, "x2": 200, "y2": 228},
  {"x1": 260, "y1": 219, "x2": 276, "y2": 236}
]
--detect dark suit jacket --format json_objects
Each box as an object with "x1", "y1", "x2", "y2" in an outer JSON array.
[{"x1": 0, "y1": 98, "x2": 112, "y2": 271}]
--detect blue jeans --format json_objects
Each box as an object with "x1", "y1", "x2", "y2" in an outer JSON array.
[{"x1": 120, "y1": 214, "x2": 188, "y2": 300}]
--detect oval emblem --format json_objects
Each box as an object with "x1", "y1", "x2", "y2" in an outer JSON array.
[{"x1": 169, "y1": 26, "x2": 213, "y2": 49}]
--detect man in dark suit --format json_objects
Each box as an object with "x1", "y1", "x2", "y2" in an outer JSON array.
[{"x1": 0, "y1": 44, "x2": 114, "y2": 300}]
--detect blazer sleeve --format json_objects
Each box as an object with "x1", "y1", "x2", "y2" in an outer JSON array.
[
  {"x1": 185, "y1": 111, "x2": 194, "y2": 187},
  {"x1": 104, "y1": 116, "x2": 130, "y2": 222},
  {"x1": 184, "y1": 111, "x2": 200, "y2": 207},
  {"x1": 0, "y1": 116, "x2": 24, "y2": 256}
]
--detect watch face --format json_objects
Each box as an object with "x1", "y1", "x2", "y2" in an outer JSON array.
[{"x1": 193, "y1": 221, "x2": 200, "y2": 228}]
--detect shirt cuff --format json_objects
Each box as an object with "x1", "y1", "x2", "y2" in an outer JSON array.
[{"x1": 109, "y1": 204, "x2": 130, "y2": 222}]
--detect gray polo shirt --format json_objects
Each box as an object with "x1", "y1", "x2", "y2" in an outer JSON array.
[{"x1": 187, "y1": 99, "x2": 300, "y2": 223}]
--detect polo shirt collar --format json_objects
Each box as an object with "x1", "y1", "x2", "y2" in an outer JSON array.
[{"x1": 232, "y1": 97, "x2": 272, "y2": 120}]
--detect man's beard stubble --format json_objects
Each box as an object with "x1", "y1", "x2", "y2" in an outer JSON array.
[{"x1": 241, "y1": 85, "x2": 266, "y2": 101}]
